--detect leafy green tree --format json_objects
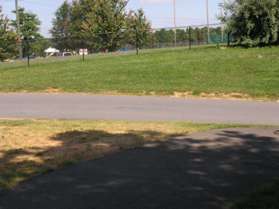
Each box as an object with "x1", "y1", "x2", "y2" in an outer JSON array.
[
  {"x1": 0, "y1": 7, "x2": 17, "y2": 61},
  {"x1": 51, "y1": 1, "x2": 73, "y2": 51},
  {"x1": 12, "y1": 8, "x2": 41, "y2": 39},
  {"x1": 11, "y1": 8, "x2": 41, "y2": 57},
  {"x1": 126, "y1": 9, "x2": 151, "y2": 55},
  {"x1": 176, "y1": 29, "x2": 187, "y2": 44},
  {"x1": 69, "y1": 0, "x2": 100, "y2": 51},
  {"x1": 221, "y1": 0, "x2": 279, "y2": 46},
  {"x1": 69, "y1": 0, "x2": 86, "y2": 50},
  {"x1": 81, "y1": 0, "x2": 128, "y2": 52},
  {"x1": 52, "y1": 0, "x2": 154, "y2": 52},
  {"x1": 154, "y1": 29, "x2": 175, "y2": 47}
]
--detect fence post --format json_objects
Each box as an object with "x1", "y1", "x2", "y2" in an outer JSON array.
[
  {"x1": 227, "y1": 32, "x2": 231, "y2": 47},
  {"x1": 24, "y1": 37, "x2": 30, "y2": 67},
  {"x1": 188, "y1": 27, "x2": 192, "y2": 49},
  {"x1": 81, "y1": 39, "x2": 85, "y2": 62}
]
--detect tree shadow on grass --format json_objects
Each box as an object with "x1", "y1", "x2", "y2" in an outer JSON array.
[
  {"x1": 0, "y1": 129, "x2": 168, "y2": 189},
  {"x1": 0, "y1": 128, "x2": 279, "y2": 209}
]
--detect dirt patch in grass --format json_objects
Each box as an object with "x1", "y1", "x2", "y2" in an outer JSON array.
[
  {"x1": 0, "y1": 119, "x2": 236, "y2": 189},
  {"x1": 45, "y1": 87, "x2": 64, "y2": 93},
  {"x1": 172, "y1": 91, "x2": 269, "y2": 101}
]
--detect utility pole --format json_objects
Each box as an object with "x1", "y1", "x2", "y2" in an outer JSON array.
[
  {"x1": 219, "y1": 2, "x2": 224, "y2": 43},
  {"x1": 206, "y1": 0, "x2": 210, "y2": 44},
  {"x1": 173, "y1": 0, "x2": 177, "y2": 47},
  {"x1": 15, "y1": 0, "x2": 23, "y2": 59},
  {"x1": 221, "y1": 7, "x2": 224, "y2": 43}
]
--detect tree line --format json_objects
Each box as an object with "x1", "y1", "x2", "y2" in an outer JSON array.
[
  {"x1": 0, "y1": 0, "x2": 152, "y2": 61},
  {"x1": 51, "y1": 0, "x2": 226, "y2": 51},
  {"x1": 1, "y1": 0, "x2": 279, "y2": 61},
  {"x1": 51, "y1": 0, "x2": 151, "y2": 54},
  {"x1": 153, "y1": 27, "x2": 225, "y2": 47},
  {"x1": 56, "y1": 0, "x2": 279, "y2": 48}
]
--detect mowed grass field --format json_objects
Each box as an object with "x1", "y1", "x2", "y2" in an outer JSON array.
[{"x1": 0, "y1": 46, "x2": 279, "y2": 99}]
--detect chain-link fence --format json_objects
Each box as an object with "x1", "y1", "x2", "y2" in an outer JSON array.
[
  {"x1": 151, "y1": 23, "x2": 227, "y2": 49},
  {"x1": 1, "y1": 23, "x2": 230, "y2": 66}
]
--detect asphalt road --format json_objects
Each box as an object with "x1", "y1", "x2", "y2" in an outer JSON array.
[
  {"x1": 0, "y1": 93, "x2": 278, "y2": 124},
  {"x1": 1, "y1": 128, "x2": 279, "y2": 209}
]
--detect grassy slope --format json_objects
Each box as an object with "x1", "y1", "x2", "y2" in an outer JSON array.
[
  {"x1": 0, "y1": 47, "x2": 279, "y2": 98},
  {"x1": 0, "y1": 119, "x2": 234, "y2": 189}
]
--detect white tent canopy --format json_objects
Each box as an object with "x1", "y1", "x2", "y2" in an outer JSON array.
[{"x1": 44, "y1": 47, "x2": 60, "y2": 53}]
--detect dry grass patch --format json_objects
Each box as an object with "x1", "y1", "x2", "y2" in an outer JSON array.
[{"x1": 0, "y1": 119, "x2": 236, "y2": 189}]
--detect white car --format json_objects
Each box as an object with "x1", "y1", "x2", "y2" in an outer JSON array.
[{"x1": 62, "y1": 52, "x2": 73, "y2": 57}]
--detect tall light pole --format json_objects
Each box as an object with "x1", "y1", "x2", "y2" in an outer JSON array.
[
  {"x1": 219, "y1": 2, "x2": 224, "y2": 42},
  {"x1": 173, "y1": 0, "x2": 177, "y2": 47},
  {"x1": 206, "y1": 0, "x2": 210, "y2": 44},
  {"x1": 15, "y1": 0, "x2": 23, "y2": 59}
]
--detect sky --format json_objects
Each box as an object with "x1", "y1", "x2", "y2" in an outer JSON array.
[{"x1": 1, "y1": 0, "x2": 223, "y2": 37}]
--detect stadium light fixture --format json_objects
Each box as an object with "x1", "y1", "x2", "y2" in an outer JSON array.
[
  {"x1": 206, "y1": 0, "x2": 210, "y2": 44},
  {"x1": 173, "y1": 0, "x2": 177, "y2": 47}
]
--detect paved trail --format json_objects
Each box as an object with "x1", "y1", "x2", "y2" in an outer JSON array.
[
  {"x1": 1, "y1": 128, "x2": 279, "y2": 209},
  {"x1": 0, "y1": 93, "x2": 278, "y2": 124}
]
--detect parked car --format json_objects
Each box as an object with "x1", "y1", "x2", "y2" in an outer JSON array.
[{"x1": 62, "y1": 52, "x2": 73, "y2": 57}]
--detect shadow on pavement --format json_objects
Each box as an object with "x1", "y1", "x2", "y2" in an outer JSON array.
[{"x1": 0, "y1": 128, "x2": 279, "y2": 209}]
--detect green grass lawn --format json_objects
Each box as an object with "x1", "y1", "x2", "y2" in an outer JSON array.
[{"x1": 1, "y1": 46, "x2": 279, "y2": 99}]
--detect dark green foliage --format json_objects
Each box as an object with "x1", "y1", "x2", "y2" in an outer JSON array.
[
  {"x1": 153, "y1": 27, "x2": 224, "y2": 46},
  {"x1": 11, "y1": 8, "x2": 41, "y2": 40},
  {"x1": 0, "y1": 7, "x2": 17, "y2": 61},
  {"x1": 50, "y1": 1, "x2": 72, "y2": 51},
  {"x1": 51, "y1": 0, "x2": 153, "y2": 52},
  {"x1": 1, "y1": 7, "x2": 46, "y2": 60},
  {"x1": 11, "y1": 8, "x2": 41, "y2": 57},
  {"x1": 81, "y1": 0, "x2": 128, "y2": 52},
  {"x1": 126, "y1": 9, "x2": 151, "y2": 54},
  {"x1": 154, "y1": 29, "x2": 175, "y2": 47},
  {"x1": 221, "y1": 0, "x2": 279, "y2": 47}
]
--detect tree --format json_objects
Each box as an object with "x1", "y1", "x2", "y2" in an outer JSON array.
[
  {"x1": 51, "y1": 0, "x2": 153, "y2": 52},
  {"x1": 31, "y1": 36, "x2": 51, "y2": 57},
  {"x1": 176, "y1": 29, "x2": 187, "y2": 44},
  {"x1": 221, "y1": 0, "x2": 279, "y2": 47},
  {"x1": 81, "y1": 0, "x2": 128, "y2": 52},
  {"x1": 126, "y1": 9, "x2": 151, "y2": 55},
  {"x1": 154, "y1": 29, "x2": 175, "y2": 47},
  {"x1": 70, "y1": 0, "x2": 97, "y2": 51},
  {"x1": 11, "y1": 8, "x2": 41, "y2": 57},
  {"x1": 0, "y1": 7, "x2": 17, "y2": 61},
  {"x1": 51, "y1": 1, "x2": 73, "y2": 51}
]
